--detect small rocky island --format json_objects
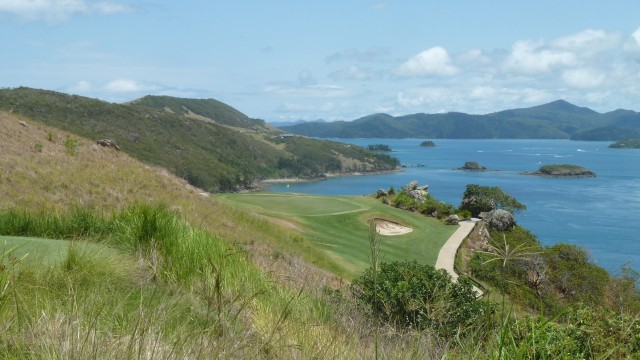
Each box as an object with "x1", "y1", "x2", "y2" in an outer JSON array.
[
  {"x1": 419, "y1": 140, "x2": 436, "y2": 147},
  {"x1": 525, "y1": 164, "x2": 596, "y2": 178},
  {"x1": 456, "y1": 161, "x2": 491, "y2": 171},
  {"x1": 367, "y1": 144, "x2": 392, "y2": 152},
  {"x1": 609, "y1": 139, "x2": 640, "y2": 149}
]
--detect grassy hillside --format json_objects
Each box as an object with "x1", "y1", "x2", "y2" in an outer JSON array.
[
  {"x1": 2, "y1": 112, "x2": 640, "y2": 358},
  {"x1": 281, "y1": 99, "x2": 640, "y2": 139},
  {"x1": 0, "y1": 87, "x2": 398, "y2": 192},
  {"x1": 219, "y1": 193, "x2": 456, "y2": 277}
]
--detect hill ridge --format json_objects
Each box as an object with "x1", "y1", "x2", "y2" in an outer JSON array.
[{"x1": 281, "y1": 100, "x2": 640, "y2": 140}]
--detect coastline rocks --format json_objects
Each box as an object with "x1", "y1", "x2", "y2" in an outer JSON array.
[
  {"x1": 404, "y1": 180, "x2": 429, "y2": 203},
  {"x1": 480, "y1": 209, "x2": 515, "y2": 231},
  {"x1": 445, "y1": 214, "x2": 460, "y2": 225},
  {"x1": 376, "y1": 189, "x2": 388, "y2": 198}
]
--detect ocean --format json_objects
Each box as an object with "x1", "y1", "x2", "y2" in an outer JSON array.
[{"x1": 267, "y1": 139, "x2": 640, "y2": 274}]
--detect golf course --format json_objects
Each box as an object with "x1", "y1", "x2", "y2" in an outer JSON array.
[{"x1": 219, "y1": 193, "x2": 456, "y2": 276}]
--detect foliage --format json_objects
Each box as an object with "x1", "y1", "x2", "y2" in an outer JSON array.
[
  {"x1": 63, "y1": 137, "x2": 79, "y2": 155},
  {"x1": 34, "y1": 142, "x2": 43, "y2": 152},
  {"x1": 609, "y1": 139, "x2": 640, "y2": 148},
  {"x1": 419, "y1": 140, "x2": 436, "y2": 147},
  {"x1": 391, "y1": 190, "x2": 416, "y2": 210},
  {"x1": 351, "y1": 260, "x2": 487, "y2": 337},
  {"x1": 460, "y1": 184, "x2": 526, "y2": 216},
  {"x1": 367, "y1": 144, "x2": 392, "y2": 151},
  {"x1": 0, "y1": 87, "x2": 398, "y2": 192},
  {"x1": 460, "y1": 161, "x2": 486, "y2": 170},
  {"x1": 536, "y1": 164, "x2": 595, "y2": 177}
]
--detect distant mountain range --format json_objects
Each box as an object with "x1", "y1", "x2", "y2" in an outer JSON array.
[{"x1": 279, "y1": 100, "x2": 640, "y2": 140}]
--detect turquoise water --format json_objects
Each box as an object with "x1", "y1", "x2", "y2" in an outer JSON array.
[{"x1": 268, "y1": 139, "x2": 640, "y2": 274}]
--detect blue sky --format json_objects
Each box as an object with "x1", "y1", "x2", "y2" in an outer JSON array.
[{"x1": 2, "y1": 1, "x2": 640, "y2": 121}]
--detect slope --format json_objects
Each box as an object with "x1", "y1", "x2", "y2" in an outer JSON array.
[{"x1": 0, "y1": 87, "x2": 398, "y2": 192}]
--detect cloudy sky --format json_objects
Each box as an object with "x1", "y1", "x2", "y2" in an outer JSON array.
[{"x1": 2, "y1": 0, "x2": 640, "y2": 121}]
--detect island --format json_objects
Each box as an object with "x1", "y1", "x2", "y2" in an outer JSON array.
[
  {"x1": 525, "y1": 164, "x2": 596, "y2": 178},
  {"x1": 609, "y1": 139, "x2": 640, "y2": 149},
  {"x1": 456, "y1": 161, "x2": 490, "y2": 171},
  {"x1": 419, "y1": 140, "x2": 436, "y2": 147},
  {"x1": 367, "y1": 144, "x2": 392, "y2": 152}
]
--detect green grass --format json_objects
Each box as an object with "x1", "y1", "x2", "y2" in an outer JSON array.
[
  {"x1": 219, "y1": 193, "x2": 456, "y2": 277},
  {"x1": 0, "y1": 235, "x2": 120, "y2": 267}
]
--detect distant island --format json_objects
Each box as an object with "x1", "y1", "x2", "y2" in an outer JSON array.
[
  {"x1": 609, "y1": 139, "x2": 640, "y2": 149},
  {"x1": 525, "y1": 164, "x2": 596, "y2": 178},
  {"x1": 456, "y1": 161, "x2": 490, "y2": 171},
  {"x1": 368, "y1": 144, "x2": 392, "y2": 152},
  {"x1": 419, "y1": 140, "x2": 436, "y2": 147},
  {"x1": 279, "y1": 100, "x2": 640, "y2": 140}
]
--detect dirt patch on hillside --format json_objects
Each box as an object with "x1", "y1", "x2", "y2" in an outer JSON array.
[{"x1": 375, "y1": 219, "x2": 413, "y2": 236}]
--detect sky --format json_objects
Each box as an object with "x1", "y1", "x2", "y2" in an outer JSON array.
[{"x1": 2, "y1": 1, "x2": 640, "y2": 122}]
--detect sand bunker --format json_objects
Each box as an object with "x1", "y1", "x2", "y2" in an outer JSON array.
[{"x1": 375, "y1": 219, "x2": 413, "y2": 236}]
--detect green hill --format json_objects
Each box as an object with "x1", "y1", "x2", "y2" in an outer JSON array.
[
  {"x1": 281, "y1": 100, "x2": 640, "y2": 140},
  {"x1": 0, "y1": 87, "x2": 398, "y2": 192}
]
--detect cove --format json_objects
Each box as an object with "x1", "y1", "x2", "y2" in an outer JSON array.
[{"x1": 268, "y1": 139, "x2": 640, "y2": 274}]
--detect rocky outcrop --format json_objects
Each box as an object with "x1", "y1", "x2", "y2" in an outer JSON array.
[
  {"x1": 376, "y1": 189, "x2": 388, "y2": 198},
  {"x1": 460, "y1": 196, "x2": 495, "y2": 216},
  {"x1": 445, "y1": 214, "x2": 459, "y2": 225},
  {"x1": 480, "y1": 209, "x2": 515, "y2": 231},
  {"x1": 404, "y1": 180, "x2": 429, "y2": 203},
  {"x1": 97, "y1": 139, "x2": 121, "y2": 151}
]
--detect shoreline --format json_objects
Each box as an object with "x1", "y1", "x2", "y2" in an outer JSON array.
[{"x1": 255, "y1": 168, "x2": 402, "y2": 188}]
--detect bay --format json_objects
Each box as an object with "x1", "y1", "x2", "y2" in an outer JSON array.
[{"x1": 268, "y1": 139, "x2": 640, "y2": 274}]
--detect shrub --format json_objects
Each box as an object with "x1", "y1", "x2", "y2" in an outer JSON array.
[
  {"x1": 64, "y1": 137, "x2": 80, "y2": 155},
  {"x1": 391, "y1": 190, "x2": 415, "y2": 210},
  {"x1": 351, "y1": 260, "x2": 487, "y2": 337}
]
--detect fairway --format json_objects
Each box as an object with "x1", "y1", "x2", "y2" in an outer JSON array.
[{"x1": 219, "y1": 193, "x2": 457, "y2": 277}]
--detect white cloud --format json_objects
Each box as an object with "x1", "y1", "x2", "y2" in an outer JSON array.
[
  {"x1": 562, "y1": 68, "x2": 606, "y2": 89},
  {"x1": 395, "y1": 47, "x2": 459, "y2": 77},
  {"x1": 104, "y1": 79, "x2": 157, "y2": 93},
  {"x1": 68, "y1": 80, "x2": 93, "y2": 92},
  {"x1": 0, "y1": 0, "x2": 132, "y2": 22},
  {"x1": 551, "y1": 29, "x2": 620, "y2": 55},
  {"x1": 623, "y1": 26, "x2": 640, "y2": 57},
  {"x1": 504, "y1": 40, "x2": 576, "y2": 74}
]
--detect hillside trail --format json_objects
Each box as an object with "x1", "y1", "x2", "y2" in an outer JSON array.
[{"x1": 435, "y1": 219, "x2": 484, "y2": 298}]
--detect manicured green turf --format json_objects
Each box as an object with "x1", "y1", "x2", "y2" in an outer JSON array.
[
  {"x1": 0, "y1": 235, "x2": 119, "y2": 267},
  {"x1": 219, "y1": 193, "x2": 457, "y2": 277}
]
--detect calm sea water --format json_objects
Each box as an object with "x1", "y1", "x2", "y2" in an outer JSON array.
[{"x1": 268, "y1": 139, "x2": 640, "y2": 274}]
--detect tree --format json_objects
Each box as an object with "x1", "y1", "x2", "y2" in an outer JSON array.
[
  {"x1": 351, "y1": 261, "x2": 486, "y2": 337},
  {"x1": 459, "y1": 184, "x2": 526, "y2": 216}
]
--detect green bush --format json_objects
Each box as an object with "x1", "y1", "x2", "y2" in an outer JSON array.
[
  {"x1": 64, "y1": 137, "x2": 79, "y2": 155},
  {"x1": 351, "y1": 260, "x2": 487, "y2": 337},
  {"x1": 391, "y1": 190, "x2": 416, "y2": 210}
]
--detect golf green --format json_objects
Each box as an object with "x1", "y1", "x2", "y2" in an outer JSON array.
[{"x1": 219, "y1": 193, "x2": 457, "y2": 277}]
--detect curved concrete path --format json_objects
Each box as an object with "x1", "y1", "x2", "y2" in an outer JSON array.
[{"x1": 435, "y1": 219, "x2": 483, "y2": 298}]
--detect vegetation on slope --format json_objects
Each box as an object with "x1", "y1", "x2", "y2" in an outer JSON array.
[
  {"x1": 0, "y1": 88, "x2": 398, "y2": 192},
  {"x1": 3, "y1": 112, "x2": 640, "y2": 358},
  {"x1": 609, "y1": 139, "x2": 640, "y2": 148},
  {"x1": 282, "y1": 99, "x2": 640, "y2": 140}
]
